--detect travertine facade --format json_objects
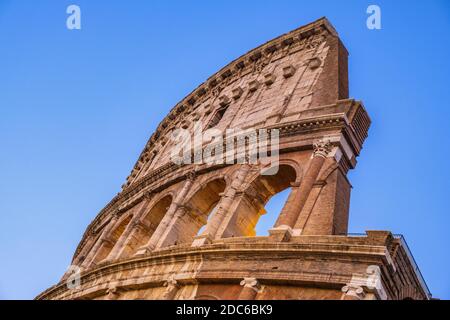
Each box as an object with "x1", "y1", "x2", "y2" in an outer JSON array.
[{"x1": 37, "y1": 18, "x2": 430, "y2": 300}]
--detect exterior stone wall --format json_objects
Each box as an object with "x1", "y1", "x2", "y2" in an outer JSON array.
[
  {"x1": 37, "y1": 18, "x2": 430, "y2": 300},
  {"x1": 38, "y1": 234, "x2": 428, "y2": 300}
]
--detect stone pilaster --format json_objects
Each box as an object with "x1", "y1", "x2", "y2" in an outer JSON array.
[
  {"x1": 192, "y1": 165, "x2": 251, "y2": 247},
  {"x1": 238, "y1": 278, "x2": 261, "y2": 300},
  {"x1": 272, "y1": 139, "x2": 333, "y2": 234},
  {"x1": 114, "y1": 219, "x2": 154, "y2": 260},
  {"x1": 161, "y1": 275, "x2": 180, "y2": 300},
  {"x1": 81, "y1": 213, "x2": 120, "y2": 269},
  {"x1": 105, "y1": 195, "x2": 152, "y2": 262},
  {"x1": 136, "y1": 172, "x2": 196, "y2": 255},
  {"x1": 156, "y1": 204, "x2": 204, "y2": 248}
]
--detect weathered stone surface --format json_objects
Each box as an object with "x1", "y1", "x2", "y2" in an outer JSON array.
[{"x1": 38, "y1": 17, "x2": 430, "y2": 300}]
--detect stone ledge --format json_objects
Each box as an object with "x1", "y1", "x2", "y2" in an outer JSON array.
[{"x1": 38, "y1": 233, "x2": 402, "y2": 300}]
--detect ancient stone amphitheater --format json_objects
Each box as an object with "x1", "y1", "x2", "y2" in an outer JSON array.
[{"x1": 37, "y1": 18, "x2": 430, "y2": 300}]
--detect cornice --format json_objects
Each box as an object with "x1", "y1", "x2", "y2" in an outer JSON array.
[
  {"x1": 40, "y1": 235, "x2": 429, "y2": 301},
  {"x1": 38, "y1": 235, "x2": 393, "y2": 300}
]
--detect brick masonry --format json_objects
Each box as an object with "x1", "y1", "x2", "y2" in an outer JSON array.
[{"x1": 37, "y1": 18, "x2": 430, "y2": 300}]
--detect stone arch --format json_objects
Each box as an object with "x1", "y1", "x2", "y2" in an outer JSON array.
[
  {"x1": 261, "y1": 158, "x2": 303, "y2": 184},
  {"x1": 195, "y1": 294, "x2": 220, "y2": 300},
  {"x1": 184, "y1": 171, "x2": 231, "y2": 202},
  {"x1": 241, "y1": 160, "x2": 301, "y2": 194},
  {"x1": 221, "y1": 164, "x2": 297, "y2": 238},
  {"x1": 172, "y1": 178, "x2": 227, "y2": 245},
  {"x1": 317, "y1": 162, "x2": 339, "y2": 183},
  {"x1": 92, "y1": 214, "x2": 133, "y2": 264},
  {"x1": 119, "y1": 194, "x2": 174, "y2": 258},
  {"x1": 152, "y1": 189, "x2": 176, "y2": 203}
]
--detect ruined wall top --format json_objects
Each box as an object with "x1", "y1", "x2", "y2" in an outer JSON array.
[{"x1": 123, "y1": 17, "x2": 353, "y2": 189}]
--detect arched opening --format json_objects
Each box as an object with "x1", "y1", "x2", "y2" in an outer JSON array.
[
  {"x1": 255, "y1": 188, "x2": 291, "y2": 236},
  {"x1": 196, "y1": 203, "x2": 219, "y2": 236},
  {"x1": 195, "y1": 295, "x2": 219, "y2": 300},
  {"x1": 93, "y1": 215, "x2": 132, "y2": 264},
  {"x1": 207, "y1": 105, "x2": 229, "y2": 129},
  {"x1": 222, "y1": 165, "x2": 297, "y2": 238},
  {"x1": 120, "y1": 195, "x2": 173, "y2": 258},
  {"x1": 172, "y1": 178, "x2": 226, "y2": 245}
]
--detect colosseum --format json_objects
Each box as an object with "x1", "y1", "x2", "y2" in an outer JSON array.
[{"x1": 37, "y1": 18, "x2": 431, "y2": 300}]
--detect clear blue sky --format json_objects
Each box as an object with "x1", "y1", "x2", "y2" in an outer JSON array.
[{"x1": 0, "y1": 0, "x2": 449, "y2": 300}]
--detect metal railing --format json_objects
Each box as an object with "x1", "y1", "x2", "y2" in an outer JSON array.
[
  {"x1": 345, "y1": 233, "x2": 432, "y2": 299},
  {"x1": 393, "y1": 234, "x2": 432, "y2": 299}
]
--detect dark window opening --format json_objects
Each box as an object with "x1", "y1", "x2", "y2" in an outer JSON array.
[{"x1": 207, "y1": 106, "x2": 228, "y2": 129}]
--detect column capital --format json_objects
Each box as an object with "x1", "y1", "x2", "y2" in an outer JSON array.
[
  {"x1": 341, "y1": 284, "x2": 366, "y2": 300},
  {"x1": 162, "y1": 275, "x2": 180, "y2": 300},
  {"x1": 89, "y1": 228, "x2": 99, "y2": 237},
  {"x1": 101, "y1": 237, "x2": 115, "y2": 247},
  {"x1": 111, "y1": 211, "x2": 121, "y2": 220},
  {"x1": 313, "y1": 139, "x2": 333, "y2": 158},
  {"x1": 185, "y1": 170, "x2": 197, "y2": 181},
  {"x1": 345, "y1": 265, "x2": 387, "y2": 300},
  {"x1": 132, "y1": 220, "x2": 151, "y2": 232},
  {"x1": 290, "y1": 181, "x2": 301, "y2": 188},
  {"x1": 240, "y1": 277, "x2": 261, "y2": 293},
  {"x1": 163, "y1": 275, "x2": 180, "y2": 289},
  {"x1": 106, "y1": 285, "x2": 122, "y2": 300},
  {"x1": 143, "y1": 191, "x2": 154, "y2": 201},
  {"x1": 176, "y1": 205, "x2": 193, "y2": 217}
]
